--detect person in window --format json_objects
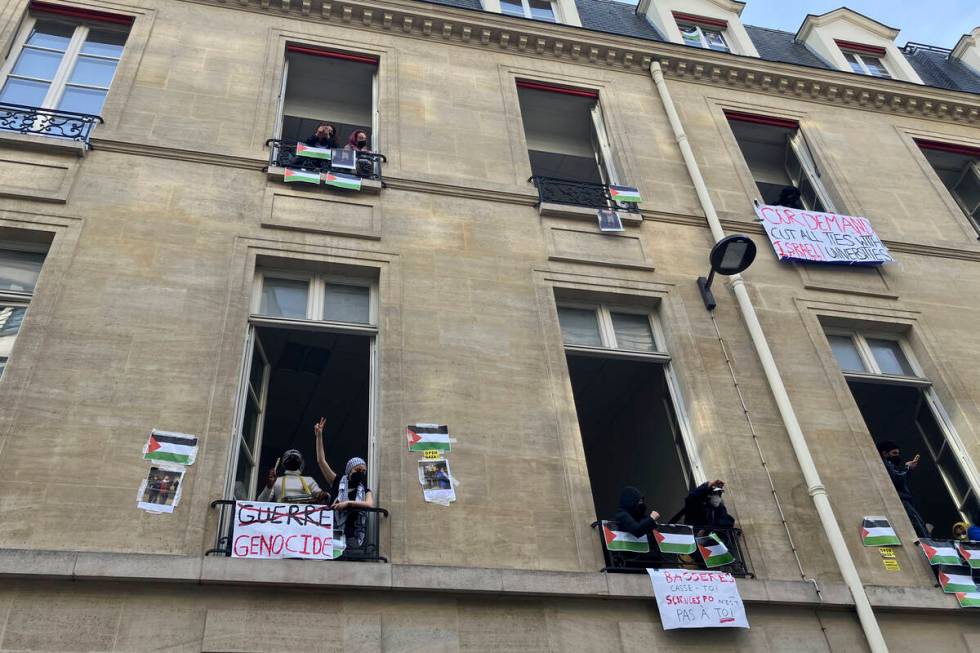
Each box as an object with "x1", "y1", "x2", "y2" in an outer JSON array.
[
  {"x1": 877, "y1": 440, "x2": 928, "y2": 538},
  {"x1": 614, "y1": 486, "x2": 662, "y2": 538},
  {"x1": 313, "y1": 417, "x2": 375, "y2": 554},
  {"x1": 952, "y1": 521, "x2": 980, "y2": 541},
  {"x1": 775, "y1": 186, "x2": 804, "y2": 210},
  {"x1": 258, "y1": 449, "x2": 329, "y2": 504},
  {"x1": 345, "y1": 129, "x2": 372, "y2": 152},
  {"x1": 305, "y1": 122, "x2": 338, "y2": 149},
  {"x1": 678, "y1": 479, "x2": 735, "y2": 535}
]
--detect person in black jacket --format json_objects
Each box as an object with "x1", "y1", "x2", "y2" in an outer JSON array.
[
  {"x1": 305, "y1": 123, "x2": 338, "y2": 149},
  {"x1": 681, "y1": 479, "x2": 735, "y2": 535},
  {"x1": 614, "y1": 486, "x2": 661, "y2": 537},
  {"x1": 877, "y1": 440, "x2": 928, "y2": 537}
]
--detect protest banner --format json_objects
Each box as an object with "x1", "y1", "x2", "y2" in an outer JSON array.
[
  {"x1": 231, "y1": 500, "x2": 334, "y2": 560},
  {"x1": 647, "y1": 568, "x2": 749, "y2": 630},
  {"x1": 754, "y1": 203, "x2": 893, "y2": 265}
]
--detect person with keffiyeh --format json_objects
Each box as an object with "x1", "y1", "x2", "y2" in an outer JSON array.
[{"x1": 313, "y1": 417, "x2": 375, "y2": 555}]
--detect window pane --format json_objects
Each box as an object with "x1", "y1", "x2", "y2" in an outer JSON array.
[
  {"x1": 843, "y1": 52, "x2": 863, "y2": 74},
  {"x1": 704, "y1": 29, "x2": 729, "y2": 52},
  {"x1": 0, "y1": 77, "x2": 50, "y2": 107},
  {"x1": 233, "y1": 434, "x2": 254, "y2": 500},
  {"x1": 866, "y1": 338, "x2": 914, "y2": 376},
  {"x1": 938, "y1": 447, "x2": 971, "y2": 504},
  {"x1": 679, "y1": 24, "x2": 702, "y2": 47},
  {"x1": 610, "y1": 312, "x2": 655, "y2": 352},
  {"x1": 26, "y1": 21, "x2": 73, "y2": 50},
  {"x1": 12, "y1": 47, "x2": 64, "y2": 80},
  {"x1": 0, "y1": 357, "x2": 7, "y2": 379},
  {"x1": 259, "y1": 277, "x2": 308, "y2": 318},
  {"x1": 828, "y1": 334, "x2": 865, "y2": 372},
  {"x1": 915, "y1": 397, "x2": 947, "y2": 455},
  {"x1": 500, "y1": 0, "x2": 524, "y2": 16},
  {"x1": 953, "y1": 165, "x2": 980, "y2": 215},
  {"x1": 864, "y1": 57, "x2": 890, "y2": 79},
  {"x1": 529, "y1": 0, "x2": 555, "y2": 21},
  {"x1": 323, "y1": 283, "x2": 370, "y2": 324},
  {"x1": 56, "y1": 85, "x2": 108, "y2": 114},
  {"x1": 0, "y1": 249, "x2": 44, "y2": 292},
  {"x1": 0, "y1": 306, "x2": 26, "y2": 337},
  {"x1": 557, "y1": 307, "x2": 602, "y2": 347},
  {"x1": 80, "y1": 29, "x2": 127, "y2": 58},
  {"x1": 68, "y1": 56, "x2": 117, "y2": 88}
]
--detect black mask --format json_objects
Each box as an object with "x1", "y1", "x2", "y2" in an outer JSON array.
[
  {"x1": 350, "y1": 471, "x2": 366, "y2": 485},
  {"x1": 634, "y1": 500, "x2": 648, "y2": 518},
  {"x1": 283, "y1": 458, "x2": 301, "y2": 471},
  {"x1": 356, "y1": 139, "x2": 367, "y2": 148}
]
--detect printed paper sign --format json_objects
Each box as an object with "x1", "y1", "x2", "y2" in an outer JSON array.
[
  {"x1": 231, "y1": 501, "x2": 334, "y2": 560},
  {"x1": 419, "y1": 459, "x2": 456, "y2": 506},
  {"x1": 423, "y1": 449, "x2": 441, "y2": 460},
  {"x1": 136, "y1": 465, "x2": 184, "y2": 514},
  {"x1": 597, "y1": 209, "x2": 624, "y2": 232},
  {"x1": 754, "y1": 203, "x2": 893, "y2": 265},
  {"x1": 647, "y1": 568, "x2": 749, "y2": 630}
]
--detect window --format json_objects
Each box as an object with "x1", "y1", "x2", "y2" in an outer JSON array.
[
  {"x1": 500, "y1": 0, "x2": 557, "y2": 22},
  {"x1": 915, "y1": 140, "x2": 980, "y2": 233},
  {"x1": 725, "y1": 111, "x2": 835, "y2": 212},
  {"x1": 557, "y1": 300, "x2": 702, "y2": 522},
  {"x1": 254, "y1": 269, "x2": 373, "y2": 325},
  {"x1": 842, "y1": 51, "x2": 891, "y2": 78},
  {"x1": 0, "y1": 5, "x2": 130, "y2": 119},
  {"x1": 673, "y1": 13, "x2": 731, "y2": 53},
  {"x1": 0, "y1": 241, "x2": 49, "y2": 380},
  {"x1": 825, "y1": 328, "x2": 980, "y2": 536}
]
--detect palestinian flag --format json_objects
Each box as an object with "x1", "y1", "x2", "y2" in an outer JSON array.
[
  {"x1": 406, "y1": 425, "x2": 451, "y2": 452},
  {"x1": 295, "y1": 143, "x2": 332, "y2": 160},
  {"x1": 937, "y1": 565, "x2": 977, "y2": 594},
  {"x1": 143, "y1": 430, "x2": 198, "y2": 465},
  {"x1": 955, "y1": 541, "x2": 980, "y2": 569},
  {"x1": 955, "y1": 591, "x2": 980, "y2": 608},
  {"x1": 653, "y1": 524, "x2": 696, "y2": 555},
  {"x1": 698, "y1": 533, "x2": 735, "y2": 568},
  {"x1": 602, "y1": 522, "x2": 649, "y2": 553},
  {"x1": 284, "y1": 168, "x2": 320, "y2": 184},
  {"x1": 861, "y1": 517, "x2": 901, "y2": 546},
  {"x1": 920, "y1": 538, "x2": 962, "y2": 566},
  {"x1": 609, "y1": 185, "x2": 642, "y2": 203},
  {"x1": 323, "y1": 172, "x2": 361, "y2": 191}
]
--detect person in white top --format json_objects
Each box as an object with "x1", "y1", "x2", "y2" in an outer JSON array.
[{"x1": 257, "y1": 449, "x2": 329, "y2": 504}]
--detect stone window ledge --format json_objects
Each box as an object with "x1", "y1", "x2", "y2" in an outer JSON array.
[{"x1": 0, "y1": 132, "x2": 87, "y2": 157}]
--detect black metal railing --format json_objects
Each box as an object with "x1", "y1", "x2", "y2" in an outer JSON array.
[
  {"x1": 267, "y1": 139, "x2": 386, "y2": 184},
  {"x1": 591, "y1": 520, "x2": 751, "y2": 577},
  {"x1": 0, "y1": 103, "x2": 103, "y2": 144},
  {"x1": 530, "y1": 176, "x2": 641, "y2": 213},
  {"x1": 207, "y1": 498, "x2": 389, "y2": 563}
]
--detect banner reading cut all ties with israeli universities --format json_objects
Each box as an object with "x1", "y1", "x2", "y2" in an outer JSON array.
[
  {"x1": 602, "y1": 521, "x2": 649, "y2": 553},
  {"x1": 754, "y1": 203, "x2": 893, "y2": 265},
  {"x1": 860, "y1": 516, "x2": 901, "y2": 546},
  {"x1": 654, "y1": 524, "x2": 697, "y2": 555},
  {"x1": 231, "y1": 501, "x2": 334, "y2": 560}
]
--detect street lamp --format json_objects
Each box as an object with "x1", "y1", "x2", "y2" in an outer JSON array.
[{"x1": 697, "y1": 234, "x2": 757, "y2": 311}]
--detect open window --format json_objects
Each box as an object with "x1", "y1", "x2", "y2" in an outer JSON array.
[
  {"x1": 0, "y1": 231, "x2": 51, "y2": 380},
  {"x1": 674, "y1": 12, "x2": 731, "y2": 53},
  {"x1": 826, "y1": 327, "x2": 980, "y2": 538},
  {"x1": 836, "y1": 41, "x2": 891, "y2": 79},
  {"x1": 915, "y1": 139, "x2": 980, "y2": 234},
  {"x1": 557, "y1": 299, "x2": 701, "y2": 521},
  {"x1": 726, "y1": 110, "x2": 835, "y2": 212}
]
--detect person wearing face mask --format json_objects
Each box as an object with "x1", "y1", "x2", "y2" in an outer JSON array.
[
  {"x1": 257, "y1": 448, "x2": 329, "y2": 503},
  {"x1": 613, "y1": 486, "x2": 662, "y2": 538},
  {"x1": 679, "y1": 479, "x2": 735, "y2": 536},
  {"x1": 345, "y1": 129, "x2": 371, "y2": 152},
  {"x1": 313, "y1": 417, "x2": 375, "y2": 555},
  {"x1": 305, "y1": 122, "x2": 338, "y2": 149},
  {"x1": 877, "y1": 440, "x2": 928, "y2": 537}
]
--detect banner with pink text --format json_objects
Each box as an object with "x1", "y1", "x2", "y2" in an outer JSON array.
[
  {"x1": 232, "y1": 500, "x2": 334, "y2": 560},
  {"x1": 754, "y1": 203, "x2": 893, "y2": 265}
]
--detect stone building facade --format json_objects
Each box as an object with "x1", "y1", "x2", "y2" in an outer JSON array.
[{"x1": 0, "y1": 0, "x2": 979, "y2": 649}]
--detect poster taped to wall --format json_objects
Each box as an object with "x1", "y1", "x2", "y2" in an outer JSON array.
[
  {"x1": 419, "y1": 458, "x2": 456, "y2": 505},
  {"x1": 143, "y1": 429, "x2": 198, "y2": 466},
  {"x1": 754, "y1": 203, "x2": 893, "y2": 265},
  {"x1": 231, "y1": 500, "x2": 334, "y2": 560},
  {"x1": 136, "y1": 465, "x2": 185, "y2": 513},
  {"x1": 597, "y1": 209, "x2": 624, "y2": 232},
  {"x1": 647, "y1": 568, "x2": 749, "y2": 630},
  {"x1": 407, "y1": 424, "x2": 452, "y2": 453}
]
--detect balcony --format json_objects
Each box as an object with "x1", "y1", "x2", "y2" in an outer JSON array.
[
  {"x1": 591, "y1": 520, "x2": 752, "y2": 577},
  {"x1": 0, "y1": 102, "x2": 103, "y2": 148},
  {"x1": 530, "y1": 176, "x2": 642, "y2": 223},
  {"x1": 266, "y1": 139, "x2": 386, "y2": 194},
  {"x1": 207, "y1": 498, "x2": 389, "y2": 563}
]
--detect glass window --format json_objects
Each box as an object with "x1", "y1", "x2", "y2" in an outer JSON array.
[
  {"x1": 938, "y1": 447, "x2": 971, "y2": 503},
  {"x1": 842, "y1": 51, "x2": 891, "y2": 78},
  {"x1": 828, "y1": 335, "x2": 865, "y2": 372},
  {"x1": 500, "y1": 0, "x2": 524, "y2": 16},
  {"x1": 259, "y1": 277, "x2": 308, "y2": 318},
  {"x1": 528, "y1": 0, "x2": 556, "y2": 22},
  {"x1": 678, "y1": 23, "x2": 729, "y2": 53},
  {"x1": 610, "y1": 312, "x2": 655, "y2": 352},
  {"x1": 498, "y1": 0, "x2": 556, "y2": 22},
  {"x1": 323, "y1": 283, "x2": 370, "y2": 324},
  {"x1": 703, "y1": 29, "x2": 730, "y2": 53},
  {"x1": 557, "y1": 307, "x2": 602, "y2": 347},
  {"x1": 0, "y1": 306, "x2": 26, "y2": 337},
  {"x1": 866, "y1": 338, "x2": 914, "y2": 376},
  {"x1": 0, "y1": 249, "x2": 45, "y2": 293}
]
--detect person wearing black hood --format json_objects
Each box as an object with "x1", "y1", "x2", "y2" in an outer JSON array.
[
  {"x1": 680, "y1": 479, "x2": 735, "y2": 535},
  {"x1": 877, "y1": 439, "x2": 928, "y2": 537},
  {"x1": 614, "y1": 486, "x2": 661, "y2": 538},
  {"x1": 775, "y1": 186, "x2": 804, "y2": 210}
]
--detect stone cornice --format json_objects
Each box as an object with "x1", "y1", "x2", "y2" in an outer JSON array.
[{"x1": 187, "y1": 0, "x2": 980, "y2": 124}]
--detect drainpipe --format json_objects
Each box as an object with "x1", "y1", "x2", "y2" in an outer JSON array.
[{"x1": 648, "y1": 61, "x2": 888, "y2": 653}]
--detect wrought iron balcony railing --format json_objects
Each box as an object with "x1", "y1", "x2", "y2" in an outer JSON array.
[
  {"x1": 591, "y1": 520, "x2": 752, "y2": 577},
  {"x1": 530, "y1": 176, "x2": 641, "y2": 213},
  {"x1": 0, "y1": 103, "x2": 103, "y2": 144},
  {"x1": 267, "y1": 138, "x2": 386, "y2": 184},
  {"x1": 207, "y1": 498, "x2": 389, "y2": 563}
]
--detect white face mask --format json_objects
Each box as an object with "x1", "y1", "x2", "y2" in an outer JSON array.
[{"x1": 709, "y1": 495, "x2": 723, "y2": 508}]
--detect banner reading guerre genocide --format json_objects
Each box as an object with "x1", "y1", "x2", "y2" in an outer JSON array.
[
  {"x1": 754, "y1": 203, "x2": 893, "y2": 265},
  {"x1": 647, "y1": 568, "x2": 749, "y2": 630},
  {"x1": 232, "y1": 501, "x2": 333, "y2": 560}
]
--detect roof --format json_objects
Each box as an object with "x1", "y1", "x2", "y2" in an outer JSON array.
[{"x1": 416, "y1": 0, "x2": 979, "y2": 95}]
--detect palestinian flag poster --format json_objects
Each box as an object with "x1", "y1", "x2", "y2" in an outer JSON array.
[
  {"x1": 143, "y1": 429, "x2": 198, "y2": 466},
  {"x1": 323, "y1": 172, "x2": 362, "y2": 191},
  {"x1": 919, "y1": 538, "x2": 962, "y2": 566},
  {"x1": 955, "y1": 591, "x2": 980, "y2": 608},
  {"x1": 937, "y1": 565, "x2": 977, "y2": 594},
  {"x1": 860, "y1": 516, "x2": 901, "y2": 546},
  {"x1": 406, "y1": 424, "x2": 451, "y2": 453},
  {"x1": 955, "y1": 541, "x2": 980, "y2": 569},
  {"x1": 609, "y1": 185, "x2": 642, "y2": 203},
  {"x1": 295, "y1": 143, "x2": 332, "y2": 160},
  {"x1": 653, "y1": 524, "x2": 696, "y2": 555},
  {"x1": 698, "y1": 533, "x2": 735, "y2": 568},
  {"x1": 602, "y1": 521, "x2": 649, "y2": 553},
  {"x1": 283, "y1": 168, "x2": 320, "y2": 184}
]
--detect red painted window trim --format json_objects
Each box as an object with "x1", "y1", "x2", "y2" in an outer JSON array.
[
  {"x1": 915, "y1": 139, "x2": 980, "y2": 159},
  {"x1": 724, "y1": 110, "x2": 798, "y2": 131},
  {"x1": 672, "y1": 11, "x2": 728, "y2": 29},
  {"x1": 516, "y1": 80, "x2": 599, "y2": 99},
  {"x1": 30, "y1": 1, "x2": 133, "y2": 25},
  {"x1": 286, "y1": 44, "x2": 378, "y2": 65},
  {"x1": 835, "y1": 40, "x2": 887, "y2": 58}
]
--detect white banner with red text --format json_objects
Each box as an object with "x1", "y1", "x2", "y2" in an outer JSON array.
[
  {"x1": 231, "y1": 500, "x2": 334, "y2": 560},
  {"x1": 754, "y1": 203, "x2": 893, "y2": 265}
]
